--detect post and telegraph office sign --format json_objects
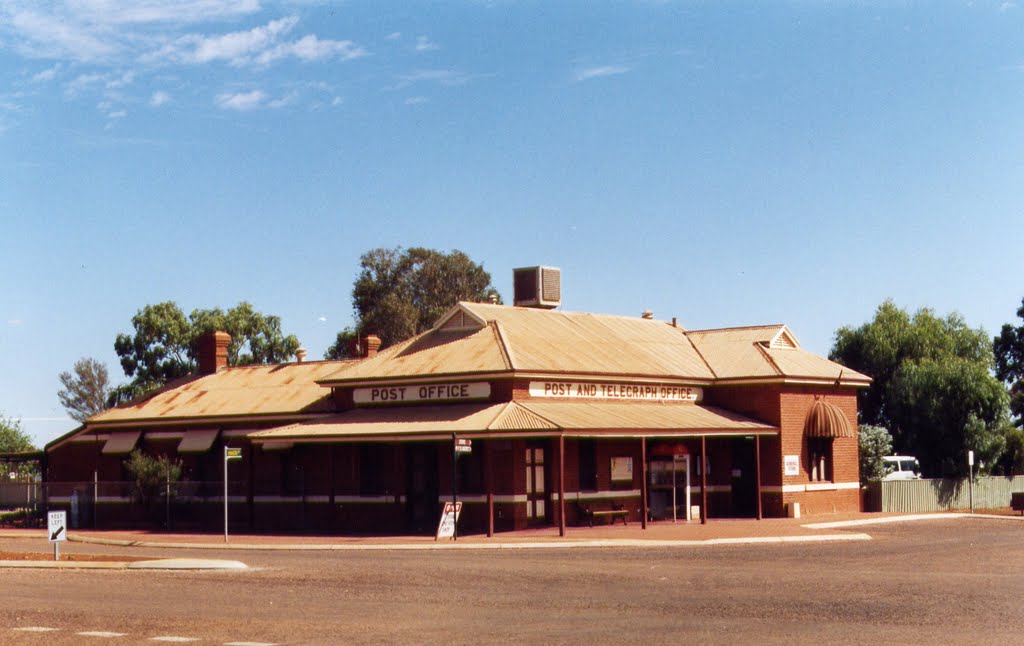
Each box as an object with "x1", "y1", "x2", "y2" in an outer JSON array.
[
  {"x1": 529, "y1": 381, "x2": 703, "y2": 403},
  {"x1": 354, "y1": 382, "x2": 491, "y2": 405}
]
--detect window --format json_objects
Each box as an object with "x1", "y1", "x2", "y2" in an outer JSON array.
[
  {"x1": 578, "y1": 439, "x2": 597, "y2": 491},
  {"x1": 807, "y1": 438, "x2": 832, "y2": 482}
]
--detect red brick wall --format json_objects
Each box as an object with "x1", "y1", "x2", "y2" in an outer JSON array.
[{"x1": 778, "y1": 386, "x2": 860, "y2": 515}]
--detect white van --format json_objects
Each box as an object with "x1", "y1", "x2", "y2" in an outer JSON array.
[{"x1": 882, "y1": 455, "x2": 921, "y2": 480}]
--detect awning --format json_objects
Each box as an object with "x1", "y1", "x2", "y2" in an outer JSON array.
[
  {"x1": 251, "y1": 402, "x2": 556, "y2": 442},
  {"x1": 101, "y1": 431, "x2": 141, "y2": 455},
  {"x1": 250, "y1": 401, "x2": 776, "y2": 442},
  {"x1": 803, "y1": 400, "x2": 854, "y2": 438},
  {"x1": 521, "y1": 401, "x2": 776, "y2": 434},
  {"x1": 178, "y1": 429, "x2": 219, "y2": 453}
]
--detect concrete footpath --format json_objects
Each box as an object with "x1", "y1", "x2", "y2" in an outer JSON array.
[{"x1": 1, "y1": 511, "x2": 1020, "y2": 570}]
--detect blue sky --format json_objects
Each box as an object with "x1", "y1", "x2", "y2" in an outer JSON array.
[{"x1": 3, "y1": 1, "x2": 1023, "y2": 447}]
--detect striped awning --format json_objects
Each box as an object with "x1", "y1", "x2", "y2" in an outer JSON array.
[{"x1": 803, "y1": 400, "x2": 853, "y2": 438}]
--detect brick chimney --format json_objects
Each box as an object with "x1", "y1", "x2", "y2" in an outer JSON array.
[
  {"x1": 364, "y1": 334, "x2": 382, "y2": 358},
  {"x1": 197, "y1": 330, "x2": 231, "y2": 374}
]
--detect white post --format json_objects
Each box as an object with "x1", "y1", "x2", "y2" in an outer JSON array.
[
  {"x1": 968, "y1": 450, "x2": 975, "y2": 513},
  {"x1": 224, "y1": 446, "x2": 229, "y2": 543}
]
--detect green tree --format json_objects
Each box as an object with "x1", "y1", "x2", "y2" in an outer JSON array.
[
  {"x1": 994, "y1": 297, "x2": 1024, "y2": 428},
  {"x1": 124, "y1": 450, "x2": 183, "y2": 511},
  {"x1": 0, "y1": 415, "x2": 38, "y2": 478},
  {"x1": 858, "y1": 424, "x2": 894, "y2": 483},
  {"x1": 0, "y1": 415, "x2": 35, "y2": 453},
  {"x1": 324, "y1": 328, "x2": 360, "y2": 361},
  {"x1": 58, "y1": 357, "x2": 112, "y2": 423},
  {"x1": 112, "y1": 301, "x2": 300, "y2": 403},
  {"x1": 995, "y1": 425, "x2": 1024, "y2": 475},
  {"x1": 326, "y1": 247, "x2": 500, "y2": 358},
  {"x1": 831, "y1": 300, "x2": 1009, "y2": 477}
]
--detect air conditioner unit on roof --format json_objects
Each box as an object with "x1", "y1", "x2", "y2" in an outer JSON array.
[{"x1": 513, "y1": 266, "x2": 561, "y2": 309}]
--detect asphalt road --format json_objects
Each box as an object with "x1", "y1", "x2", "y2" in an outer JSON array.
[{"x1": 2, "y1": 518, "x2": 1022, "y2": 645}]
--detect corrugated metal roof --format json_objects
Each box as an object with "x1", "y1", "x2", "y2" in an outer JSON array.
[
  {"x1": 327, "y1": 325, "x2": 510, "y2": 382},
  {"x1": 686, "y1": 325, "x2": 870, "y2": 383},
  {"x1": 250, "y1": 402, "x2": 549, "y2": 440},
  {"x1": 250, "y1": 400, "x2": 775, "y2": 441},
  {"x1": 323, "y1": 302, "x2": 715, "y2": 383},
  {"x1": 518, "y1": 401, "x2": 776, "y2": 433},
  {"x1": 88, "y1": 361, "x2": 355, "y2": 425}
]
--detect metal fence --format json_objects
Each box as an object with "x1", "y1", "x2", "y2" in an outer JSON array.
[
  {"x1": 41, "y1": 480, "x2": 248, "y2": 531},
  {"x1": 0, "y1": 480, "x2": 42, "y2": 509},
  {"x1": 863, "y1": 476, "x2": 1024, "y2": 513}
]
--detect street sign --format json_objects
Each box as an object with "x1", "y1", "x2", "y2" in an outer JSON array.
[
  {"x1": 224, "y1": 447, "x2": 242, "y2": 542},
  {"x1": 454, "y1": 438, "x2": 472, "y2": 454},
  {"x1": 435, "y1": 502, "x2": 463, "y2": 540},
  {"x1": 48, "y1": 511, "x2": 66, "y2": 543}
]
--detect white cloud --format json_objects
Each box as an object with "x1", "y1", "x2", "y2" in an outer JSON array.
[
  {"x1": 405, "y1": 96, "x2": 428, "y2": 105},
  {"x1": 7, "y1": 8, "x2": 118, "y2": 61},
  {"x1": 331, "y1": 96, "x2": 344, "y2": 106},
  {"x1": 415, "y1": 35, "x2": 439, "y2": 52},
  {"x1": 31, "y1": 64, "x2": 61, "y2": 82},
  {"x1": 256, "y1": 34, "x2": 367, "y2": 65},
  {"x1": 105, "y1": 70, "x2": 134, "y2": 89},
  {"x1": 107, "y1": 109, "x2": 126, "y2": 119},
  {"x1": 66, "y1": 0, "x2": 260, "y2": 25},
  {"x1": 150, "y1": 90, "x2": 170, "y2": 106},
  {"x1": 386, "y1": 31, "x2": 401, "y2": 40},
  {"x1": 155, "y1": 15, "x2": 299, "y2": 65},
  {"x1": 63, "y1": 72, "x2": 104, "y2": 98},
  {"x1": 267, "y1": 91, "x2": 297, "y2": 108},
  {"x1": 146, "y1": 15, "x2": 366, "y2": 67},
  {"x1": 215, "y1": 89, "x2": 265, "y2": 110},
  {"x1": 574, "y1": 65, "x2": 631, "y2": 82}
]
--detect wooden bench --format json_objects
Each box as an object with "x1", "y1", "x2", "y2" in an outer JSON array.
[
  {"x1": 1011, "y1": 492, "x2": 1024, "y2": 515},
  {"x1": 576, "y1": 502, "x2": 629, "y2": 527}
]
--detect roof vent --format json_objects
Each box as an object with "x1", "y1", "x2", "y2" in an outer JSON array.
[{"x1": 513, "y1": 266, "x2": 561, "y2": 309}]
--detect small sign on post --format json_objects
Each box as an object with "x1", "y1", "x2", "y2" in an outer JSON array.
[
  {"x1": 454, "y1": 438, "x2": 472, "y2": 455},
  {"x1": 48, "y1": 510, "x2": 67, "y2": 561},
  {"x1": 224, "y1": 447, "x2": 242, "y2": 543},
  {"x1": 435, "y1": 501, "x2": 463, "y2": 540}
]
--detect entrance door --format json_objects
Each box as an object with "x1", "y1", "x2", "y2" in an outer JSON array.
[
  {"x1": 731, "y1": 438, "x2": 758, "y2": 518},
  {"x1": 525, "y1": 444, "x2": 548, "y2": 524},
  {"x1": 405, "y1": 443, "x2": 439, "y2": 534}
]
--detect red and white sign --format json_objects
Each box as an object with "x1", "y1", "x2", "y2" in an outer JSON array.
[
  {"x1": 435, "y1": 502, "x2": 463, "y2": 540},
  {"x1": 454, "y1": 438, "x2": 472, "y2": 454}
]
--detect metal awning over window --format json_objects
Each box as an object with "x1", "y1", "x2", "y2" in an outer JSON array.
[
  {"x1": 178, "y1": 429, "x2": 219, "y2": 453},
  {"x1": 803, "y1": 400, "x2": 853, "y2": 438},
  {"x1": 101, "y1": 431, "x2": 141, "y2": 455}
]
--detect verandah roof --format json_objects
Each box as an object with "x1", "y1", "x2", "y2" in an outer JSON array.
[{"x1": 248, "y1": 401, "x2": 777, "y2": 443}]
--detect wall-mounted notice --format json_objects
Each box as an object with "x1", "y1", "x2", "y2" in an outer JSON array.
[
  {"x1": 784, "y1": 455, "x2": 800, "y2": 476},
  {"x1": 611, "y1": 456, "x2": 633, "y2": 482}
]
